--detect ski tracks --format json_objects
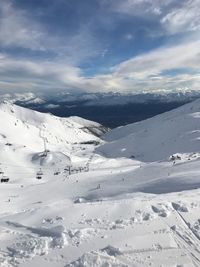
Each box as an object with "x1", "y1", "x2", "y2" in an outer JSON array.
[{"x1": 169, "y1": 209, "x2": 200, "y2": 267}]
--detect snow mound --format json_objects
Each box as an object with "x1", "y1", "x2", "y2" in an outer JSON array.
[
  {"x1": 7, "y1": 234, "x2": 49, "y2": 260},
  {"x1": 31, "y1": 151, "x2": 71, "y2": 166},
  {"x1": 66, "y1": 246, "x2": 127, "y2": 267}
]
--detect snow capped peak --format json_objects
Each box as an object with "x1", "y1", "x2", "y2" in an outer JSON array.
[
  {"x1": 0, "y1": 92, "x2": 45, "y2": 105},
  {"x1": 0, "y1": 100, "x2": 46, "y2": 126}
]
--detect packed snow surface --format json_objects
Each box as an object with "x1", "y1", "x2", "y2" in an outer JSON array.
[{"x1": 1, "y1": 100, "x2": 200, "y2": 266}]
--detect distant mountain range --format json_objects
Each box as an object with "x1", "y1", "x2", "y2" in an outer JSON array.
[
  {"x1": 1, "y1": 90, "x2": 200, "y2": 128},
  {"x1": 1, "y1": 90, "x2": 200, "y2": 107}
]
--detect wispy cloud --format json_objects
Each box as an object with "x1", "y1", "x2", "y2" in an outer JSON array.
[
  {"x1": 0, "y1": 37, "x2": 200, "y2": 94},
  {"x1": 161, "y1": 0, "x2": 200, "y2": 34},
  {"x1": 0, "y1": 0, "x2": 199, "y2": 95},
  {"x1": 0, "y1": 54, "x2": 82, "y2": 92},
  {"x1": 104, "y1": 0, "x2": 200, "y2": 36},
  {"x1": 0, "y1": 0, "x2": 45, "y2": 50},
  {"x1": 0, "y1": 0, "x2": 103, "y2": 64},
  {"x1": 113, "y1": 40, "x2": 200, "y2": 78}
]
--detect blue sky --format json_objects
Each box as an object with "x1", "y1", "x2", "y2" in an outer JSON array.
[{"x1": 0, "y1": 0, "x2": 200, "y2": 94}]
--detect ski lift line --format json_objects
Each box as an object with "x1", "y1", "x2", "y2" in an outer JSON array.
[
  {"x1": 3, "y1": 166, "x2": 84, "y2": 173},
  {"x1": 0, "y1": 164, "x2": 88, "y2": 174},
  {"x1": 0, "y1": 160, "x2": 89, "y2": 173},
  {"x1": 0, "y1": 166, "x2": 70, "y2": 174},
  {"x1": 0, "y1": 167, "x2": 89, "y2": 177}
]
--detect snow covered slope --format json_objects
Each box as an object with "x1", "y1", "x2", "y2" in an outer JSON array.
[
  {"x1": 1, "y1": 100, "x2": 200, "y2": 267},
  {"x1": 98, "y1": 98, "x2": 200, "y2": 162},
  {"x1": 0, "y1": 101, "x2": 106, "y2": 180}
]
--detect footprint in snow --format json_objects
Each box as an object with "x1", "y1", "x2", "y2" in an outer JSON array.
[{"x1": 151, "y1": 204, "x2": 172, "y2": 217}]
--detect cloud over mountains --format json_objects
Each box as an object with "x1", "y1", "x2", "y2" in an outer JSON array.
[{"x1": 0, "y1": 0, "x2": 199, "y2": 94}]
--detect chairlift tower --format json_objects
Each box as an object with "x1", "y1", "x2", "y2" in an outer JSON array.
[
  {"x1": 40, "y1": 128, "x2": 48, "y2": 157},
  {"x1": 43, "y1": 137, "x2": 48, "y2": 157}
]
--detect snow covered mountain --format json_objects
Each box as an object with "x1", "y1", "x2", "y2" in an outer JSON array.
[
  {"x1": 0, "y1": 101, "x2": 107, "y2": 181},
  {"x1": 1, "y1": 92, "x2": 45, "y2": 105},
  {"x1": 1, "y1": 100, "x2": 200, "y2": 267},
  {"x1": 45, "y1": 90, "x2": 200, "y2": 106},
  {"x1": 2, "y1": 90, "x2": 200, "y2": 107},
  {"x1": 98, "y1": 98, "x2": 200, "y2": 162}
]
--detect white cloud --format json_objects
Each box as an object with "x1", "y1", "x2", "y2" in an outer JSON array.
[
  {"x1": 0, "y1": 54, "x2": 83, "y2": 92},
  {"x1": 0, "y1": 0, "x2": 45, "y2": 50},
  {"x1": 113, "y1": 40, "x2": 200, "y2": 78},
  {"x1": 0, "y1": 0, "x2": 103, "y2": 64},
  {"x1": 81, "y1": 39, "x2": 200, "y2": 93},
  {"x1": 105, "y1": 0, "x2": 174, "y2": 17},
  {"x1": 105, "y1": 0, "x2": 200, "y2": 36},
  {"x1": 0, "y1": 38, "x2": 200, "y2": 94},
  {"x1": 0, "y1": 0, "x2": 200, "y2": 95},
  {"x1": 54, "y1": 24, "x2": 103, "y2": 64},
  {"x1": 161, "y1": 0, "x2": 200, "y2": 34}
]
